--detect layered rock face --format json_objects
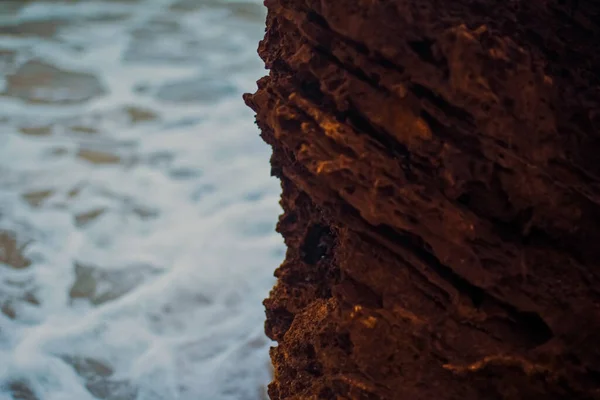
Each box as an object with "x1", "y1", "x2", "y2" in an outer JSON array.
[{"x1": 244, "y1": 0, "x2": 600, "y2": 398}]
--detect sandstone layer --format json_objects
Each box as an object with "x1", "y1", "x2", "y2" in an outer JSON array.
[{"x1": 244, "y1": 1, "x2": 600, "y2": 399}]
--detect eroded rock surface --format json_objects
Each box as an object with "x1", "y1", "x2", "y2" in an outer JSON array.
[{"x1": 244, "y1": 0, "x2": 600, "y2": 399}]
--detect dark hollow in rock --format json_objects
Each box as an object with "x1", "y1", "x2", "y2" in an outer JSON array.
[
  {"x1": 245, "y1": 0, "x2": 600, "y2": 399},
  {"x1": 300, "y1": 224, "x2": 333, "y2": 265}
]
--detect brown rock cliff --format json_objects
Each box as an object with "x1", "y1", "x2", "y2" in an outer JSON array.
[{"x1": 244, "y1": 0, "x2": 600, "y2": 398}]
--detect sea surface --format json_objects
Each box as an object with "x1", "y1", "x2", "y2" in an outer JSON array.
[{"x1": 0, "y1": 1, "x2": 282, "y2": 399}]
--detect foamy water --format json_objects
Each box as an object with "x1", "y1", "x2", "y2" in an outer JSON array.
[{"x1": 0, "y1": 1, "x2": 281, "y2": 399}]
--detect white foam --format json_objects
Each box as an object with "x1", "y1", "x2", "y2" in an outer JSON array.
[{"x1": 0, "y1": 1, "x2": 280, "y2": 399}]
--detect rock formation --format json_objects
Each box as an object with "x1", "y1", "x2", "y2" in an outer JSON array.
[{"x1": 244, "y1": 0, "x2": 600, "y2": 398}]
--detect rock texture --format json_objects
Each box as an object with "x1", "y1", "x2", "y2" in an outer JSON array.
[{"x1": 244, "y1": 0, "x2": 600, "y2": 398}]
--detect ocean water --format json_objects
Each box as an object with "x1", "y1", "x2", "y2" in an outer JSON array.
[{"x1": 0, "y1": 1, "x2": 282, "y2": 399}]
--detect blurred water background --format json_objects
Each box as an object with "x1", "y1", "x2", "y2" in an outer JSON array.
[{"x1": 0, "y1": 1, "x2": 282, "y2": 399}]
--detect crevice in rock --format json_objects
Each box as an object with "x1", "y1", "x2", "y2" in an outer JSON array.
[{"x1": 300, "y1": 224, "x2": 334, "y2": 265}]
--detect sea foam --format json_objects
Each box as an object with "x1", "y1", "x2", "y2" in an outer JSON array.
[{"x1": 0, "y1": 1, "x2": 280, "y2": 399}]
